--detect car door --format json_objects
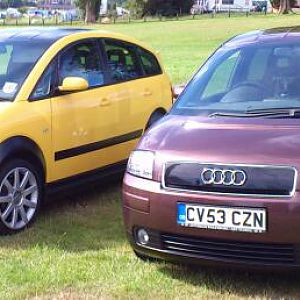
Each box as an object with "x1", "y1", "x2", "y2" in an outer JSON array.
[
  {"x1": 103, "y1": 39, "x2": 165, "y2": 137},
  {"x1": 135, "y1": 46, "x2": 168, "y2": 121},
  {"x1": 101, "y1": 38, "x2": 145, "y2": 160},
  {"x1": 50, "y1": 39, "x2": 120, "y2": 181}
]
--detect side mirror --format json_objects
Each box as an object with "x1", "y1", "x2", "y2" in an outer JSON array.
[
  {"x1": 58, "y1": 77, "x2": 89, "y2": 93},
  {"x1": 172, "y1": 84, "x2": 185, "y2": 102}
]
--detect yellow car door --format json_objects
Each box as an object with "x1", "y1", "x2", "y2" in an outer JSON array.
[
  {"x1": 102, "y1": 39, "x2": 171, "y2": 142},
  {"x1": 101, "y1": 39, "x2": 146, "y2": 160},
  {"x1": 50, "y1": 39, "x2": 120, "y2": 181}
]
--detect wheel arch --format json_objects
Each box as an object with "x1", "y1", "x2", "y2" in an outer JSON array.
[
  {"x1": 0, "y1": 136, "x2": 46, "y2": 181},
  {"x1": 145, "y1": 107, "x2": 167, "y2": 130}
]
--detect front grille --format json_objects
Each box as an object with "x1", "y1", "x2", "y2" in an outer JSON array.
[
  {"x1": 161, "y1": 233, "x2": 295, "y2": 265},
  {"x1": 163, "y1": 162, "x2": 296, "y2": 197}
]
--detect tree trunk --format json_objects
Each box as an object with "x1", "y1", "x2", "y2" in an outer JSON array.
[
  {"x1": 278, "y1": 0, "x2": 291, "y2": 14},
  {"x1": 85, "y1": 0, "x2": 96, "y2": 23}
]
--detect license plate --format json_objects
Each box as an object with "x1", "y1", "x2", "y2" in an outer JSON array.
[{"x1": 177, "y1": 203, "x2": 267, "y2": 233}]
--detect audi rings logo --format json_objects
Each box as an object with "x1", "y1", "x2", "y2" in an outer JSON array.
[{"x1": 201, "y1": 168, "x2": 247, "y2": 186}]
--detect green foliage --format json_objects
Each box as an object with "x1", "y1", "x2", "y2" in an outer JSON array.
[
  {"x1": 125, "y1": 0, "x2": 148, "y2": 17},
  {"x1": 75, "y1": 0, "x2": 86, "y2": 11},
  {"x1": 18, "y1": 7, "x2": 27, "y2": 14},
  {"x1": 144, "y1": 0, "x2": 194, "y2": 15}
]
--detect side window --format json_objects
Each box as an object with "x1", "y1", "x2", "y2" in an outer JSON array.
[
  {"x1": 202, "y1": 50, "x2": 241, "y2": 98},
  {"x1": 59, "y1": 41, "x2": 104, "y2": 88},
  {"x1": 138, "y1": 47, "x2": 162, "y2": 76},
  {"x1": 30, "y1": 60, "x2": 56, "y2": 100},
  {"x1": 0, "y1": 45, "x2": 12, "y2": 76},
  {"x1": 104, "y1": 39, "x2": 143, "y2": 82}
]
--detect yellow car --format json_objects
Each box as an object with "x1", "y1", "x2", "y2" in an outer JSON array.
[{"x1": 0, "y1": 28, "x2": 172, "y2": 233}]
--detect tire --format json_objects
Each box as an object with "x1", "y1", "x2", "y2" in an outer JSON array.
[
  {"x1": 146, "y1": 111, "x2": 165, "y2": 130},
  {"x1": 0, "y1": 159, "x2": 43, "y2": 234}
]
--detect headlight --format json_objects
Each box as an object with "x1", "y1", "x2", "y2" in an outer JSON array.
[{"x1": 127, "y1": 150, "x2": 155, "y2": 179}]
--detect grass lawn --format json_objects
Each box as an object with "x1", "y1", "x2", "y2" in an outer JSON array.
[{"x1": 2, "y1": 15, "x2": 300, "y2": 299}]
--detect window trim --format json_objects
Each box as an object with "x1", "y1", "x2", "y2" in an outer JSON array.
[
  {"x1": 28, "y1": 37, "x2": 165, "y2": 101},
  {"x1": 3, "y1": 42, "x2": 54, "y2": 102},
  {"x1": 103, "y1": 38, "x2": 144, "y2": 83},
  {"x1": 29, "y1": 38, "x2": 108, "y2": 101},
  {"x1": 57, "y1": 38, "x2": 106, "y2": 90},
  {"x1": 102, "y1": 38, "x2": 163, "y2": 84},
  {"x1": 136, "y1": 46, "x2": 163, "y2": 77},
  {"x1": 28, "y1": 57, "x2": 58, "y2": 102}
]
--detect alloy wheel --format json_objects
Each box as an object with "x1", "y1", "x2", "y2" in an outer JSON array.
[{"x1": 0, "y1": 167, "x2": 38, "y2": 230}]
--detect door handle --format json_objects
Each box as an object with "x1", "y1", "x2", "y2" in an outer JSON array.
[
  {"x1": 142, "y1": 89, "x2": 153, "y2": 97},
  {"x1": 100, "y1": 98, "x2": 111, "y2": 107}
]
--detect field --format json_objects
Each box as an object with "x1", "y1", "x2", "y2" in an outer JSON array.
[{"x1": 2, "y1": 15, "x2": 300, "y2": 300}]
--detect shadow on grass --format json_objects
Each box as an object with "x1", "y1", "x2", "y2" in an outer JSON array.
[
  {"x1": 159, "y1": 263, "x2": 300, "y2": 298},
  {"x1": 0, "y1": 177, "x2": 127, "y2": 252}
]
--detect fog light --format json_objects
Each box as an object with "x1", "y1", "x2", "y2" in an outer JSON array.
[{"x1": 137, "y1": 228, "x2": 150, "y2": 245}]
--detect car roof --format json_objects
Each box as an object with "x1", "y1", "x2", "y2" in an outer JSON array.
[
  {"x1": 223, "y1": 26, "x2": 300, "y2": 48},
  {"x1": 0, "y1": 27, "x2": 154, "y2": 53},
  {"x1": 0, "y1": 28, "x2": 92, "y2": 43}
]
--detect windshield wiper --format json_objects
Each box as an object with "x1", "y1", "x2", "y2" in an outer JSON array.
[
  {"x1": 247, "y1": 107, "x2": 300, "y2": 115},
  {"x1": 209, "y1": 108, "x2": 300, "y2": 118}
]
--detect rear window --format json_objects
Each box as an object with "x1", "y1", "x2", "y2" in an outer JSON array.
[{"x1": 138, "y1": 47, "x2": 162, "y2": 76}]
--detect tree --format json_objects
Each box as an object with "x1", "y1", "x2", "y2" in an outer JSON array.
[
  {"x1": 270, "y1": 0, "x2": 295, "y2": 13},
  {"x1": 144, "y1": 0, "x2": 193, "y2": 16},
  {"x1": 279, "y1": 0, "x2": 290, "y2": 13},
  {"x1": 75, "y1": 0, "x2": 101, "y2": 23}
]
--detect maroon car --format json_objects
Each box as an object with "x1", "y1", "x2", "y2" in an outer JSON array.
[{"x1": 123, "y1": 27, "x2": 300, "y2": 269}]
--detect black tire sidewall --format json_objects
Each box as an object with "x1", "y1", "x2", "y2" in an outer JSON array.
[{"x1": 0, "y1": 158, "x2": 43, "y2": 234}]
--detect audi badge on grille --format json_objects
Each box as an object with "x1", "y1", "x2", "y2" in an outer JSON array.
[{"x1": 201, "y1": 168, "x2": 247, "y2": 186}]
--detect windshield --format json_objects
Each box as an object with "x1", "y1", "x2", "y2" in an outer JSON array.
[
  {"x1": 172, "y1": 42, "x2": 300, "y2": 116},
  {"x1": 0, "y1": 41, "x2": 50, "y2": 101}
]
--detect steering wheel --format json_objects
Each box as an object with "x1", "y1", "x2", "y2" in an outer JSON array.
[
  {"x1": 220, "y1": 81, "x2": 266, "y2": 103},
  {"x1": 232, "y1": 81, "x2": 266, "y2": 90}
]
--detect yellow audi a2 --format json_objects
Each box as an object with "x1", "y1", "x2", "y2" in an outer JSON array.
[{"x1": 0, "y1": 28, "x2": 172, "y2": 233}]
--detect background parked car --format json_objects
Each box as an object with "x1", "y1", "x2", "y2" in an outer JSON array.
[
  {"x1": 6, "y1": 8, "x2": 22, "y2": 19},
  {"x1": 251, "y1": 0, "x2": 267, "y2": 11}
]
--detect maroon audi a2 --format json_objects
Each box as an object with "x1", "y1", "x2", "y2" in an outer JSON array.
[{"x1": 123, "y1": 27, "x2": 300, "y2": 269}]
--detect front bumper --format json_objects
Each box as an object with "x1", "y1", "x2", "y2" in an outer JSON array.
[{"x1": 123, "y1": 173, "x2": 300, "y2": 269}]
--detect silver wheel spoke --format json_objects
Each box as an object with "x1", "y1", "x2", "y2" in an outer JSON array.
[
  {"x1": 2, "y1": 203, "x2": 13, "y2": 221},
  {"x1": 0, "y1": 195, "x2": 11, "y2": 204},
  {"x1": 19, "y1": 206, "x2": 28, "y2": 224},
  {"x1": 23, "y1": 185, "x2": 37, "y2": 197},
  {"x1": 4, "y1": 179, "x2": 13, "y2": 194},
  {"x1": 11, "y1": 207, "x2": 18, "y2": 227},
  {"x1": 23, "y1": 199, "x2": 37, "y2": 209},
  {"x1": 14, "y1": 169, "x2": 20, "y2": 189},
  {"x1": 20, "y1": 171, "x2": 30, "y2": 190}
]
